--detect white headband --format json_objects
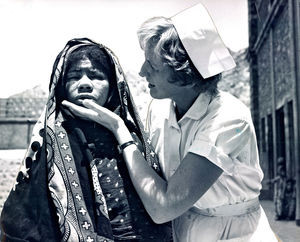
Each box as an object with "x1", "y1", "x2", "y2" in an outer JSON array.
[{"x1": 171, "y1": 3, "x2": 236, "y2": 78}]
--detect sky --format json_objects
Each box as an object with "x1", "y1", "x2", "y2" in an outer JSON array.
[{"x1": 0, "y1": 0, "x2": 248, "y2": 98}]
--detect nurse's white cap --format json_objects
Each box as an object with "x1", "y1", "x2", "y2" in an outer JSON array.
[{"x1": 171, "y1": 3, "x2": 236, "y2": 78}]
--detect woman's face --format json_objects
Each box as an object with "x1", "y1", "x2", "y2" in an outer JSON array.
[
  {"x1": 139, "y1": 42, "x2": 183, "y2": 100},
  {"x1": 64, "y1": 57, "x2": 110, "y2": 106}
]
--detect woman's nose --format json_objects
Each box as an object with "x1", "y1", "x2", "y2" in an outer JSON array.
[
  {"x1": 139, "y1": 61, "x2": 148, "y2": 78},
  {"x1": 78, "y1": 75, "x2": 93, "y2": 93}
]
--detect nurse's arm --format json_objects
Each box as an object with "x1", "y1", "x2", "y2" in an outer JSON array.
[
  {"x1": 117, "y1": 122, "x2": 223, "y2": 224},
  {"x1": 126, "y1": 147, "x2": 222, "y2": 224},
  {"x1": 62, "y1": 99, "x2": 223, "y2": 224}
]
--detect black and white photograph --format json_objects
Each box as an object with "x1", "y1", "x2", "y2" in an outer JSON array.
[{"x1": 0, "y1": 0, "x2": 299, "y2": 241}]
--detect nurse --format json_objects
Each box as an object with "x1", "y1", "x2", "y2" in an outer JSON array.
[{"x1": 63, "y1": 4, "x2": 278, "y2": 242}]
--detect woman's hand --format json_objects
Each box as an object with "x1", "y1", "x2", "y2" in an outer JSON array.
[{"x1": 61, "y1": 99, "x2": 124, "y2": 134}]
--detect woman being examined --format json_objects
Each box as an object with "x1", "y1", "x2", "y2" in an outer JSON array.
[{"x1": 0, "y1": 38, "x2": 171, "y2": 242}]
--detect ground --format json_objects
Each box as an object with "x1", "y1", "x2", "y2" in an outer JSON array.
[{"x1": 0, "y1": 150, "x2": 299, "y2": 241}]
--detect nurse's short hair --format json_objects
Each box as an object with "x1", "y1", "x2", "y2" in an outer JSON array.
[{"x1": 137, "y1": 17, "x2": 221, "y2": 96}]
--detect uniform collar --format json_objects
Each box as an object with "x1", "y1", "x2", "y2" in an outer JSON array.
[{"x1": 168, "y1": 92, "x2": 212, "y2": 129}]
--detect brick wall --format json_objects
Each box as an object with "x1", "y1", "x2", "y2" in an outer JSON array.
[
  {"x1": 257, "y1": 35, "x2": 272, "y2": 116},
  {"x1": 273, "y1": 5, "x2": 294, "y2": 106}
]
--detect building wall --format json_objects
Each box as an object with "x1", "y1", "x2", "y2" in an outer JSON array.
[
  {"x1": 257, "y1": 35, "x2": 272, "y2": 116},
  {"x1": 249, "y1": 0, "x2": 300, "y2": 224},
  {"x1": 252, "y1": 0, "x2": 296, "y2": 191}
]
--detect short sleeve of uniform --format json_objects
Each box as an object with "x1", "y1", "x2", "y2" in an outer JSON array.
[{"x1": 189, "y1": 119, "x2": 251, "y2": 175}]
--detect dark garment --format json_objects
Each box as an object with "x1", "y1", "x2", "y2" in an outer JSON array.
[
  {"x1": 0, "y1": 38, "x2": 172, "y2": 242},
  {"x1": 64, "y1": 117, "x2": 172, "y2": 241},
  {"x1": 0, "y1": 142, "x2": 61, "y2": 242}
]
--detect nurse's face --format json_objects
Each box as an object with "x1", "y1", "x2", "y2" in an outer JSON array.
[
  {"x1": 65, "y1": 57, "x2": 110, "y2": 106},
  {"x1": 139, "y1": 42, "x2": 183, "y2": 100}
]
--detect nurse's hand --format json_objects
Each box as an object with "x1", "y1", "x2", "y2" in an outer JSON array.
[{"x1": 61, "y1": 100, "x2": 125, "y2": 135}]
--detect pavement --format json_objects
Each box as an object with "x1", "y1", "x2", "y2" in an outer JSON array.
[
  {"x1": 0, "y1": 150, "x2": 300, "y2": 241},
  {"x1": 260, "y1": 200, "x2": 300, "y2": 242}
]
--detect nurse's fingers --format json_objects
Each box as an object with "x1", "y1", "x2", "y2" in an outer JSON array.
[
  {"x1": 61, "y1": 100, "x2": 98, "y2": 121},
  {"x1": 82, "y1": 99, "x2": 122, "y2": 124}
]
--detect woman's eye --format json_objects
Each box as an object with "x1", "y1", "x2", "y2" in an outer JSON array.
[
  {"x1": 66, "y1": 76, "x2": 80, "y2": 81},
  {"x1": 65, "y1": 71, "x2": 81, "y2": 80},
  {"x1": 147, "y1": 61, "x2": 153, "y2": 69},
  {"x1": 88, "y1": 71, "x2": 106, "y2": 80},
  {"x1": 147, "y1": 60, "x2": 157, "y2": 71},
  {"x1": 89, "y1": 74, "x2": 102, "y2": 80}
]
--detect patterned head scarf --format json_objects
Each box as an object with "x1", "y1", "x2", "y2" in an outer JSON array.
[{"x1": 1, "y1": 38, "x2": 170, "y2": 242}]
